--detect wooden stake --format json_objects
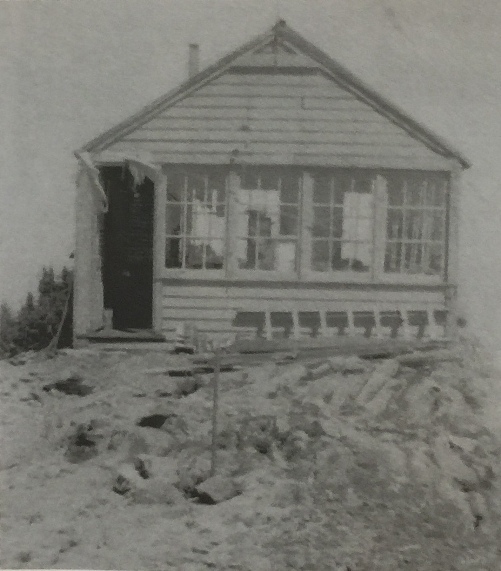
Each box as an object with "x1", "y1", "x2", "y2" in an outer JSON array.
[{"x1": 210, "y1": 346, "x2": 221, "y2": 477}]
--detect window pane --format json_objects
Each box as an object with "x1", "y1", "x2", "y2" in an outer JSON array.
[
  {"x1": 341, "y1": 241, "x2": 371, "y2": 272},
  {"x1": 167, "y1": 172, "x2": 185, "y2": 201},
  {"x1": 331, "y1": 242, "x2": 350, "y2": 270},
  {"x1": 187, "y1": 173, "x2": 206, "y2": 202},
  {"x1": 333, "y1": 172, "x2": 352, "y2": 204},
  {"x1": 353, "y1": 175, "x2": 372, "y2": 195},
  {"x1": 165, "y1": 236, "x2": 182, "y2": 268},
  {"x1": 205, "y1": 240, "x2": 224, "y2": 269},
  {"x1": 313, "y1": 174, "x2": 331, "y2": 204},
  {"x1": 166, "y1": 203, "x2": 182, "y2": 235},
  {"x1": 313, "y1": 207, "x2": 330, "y2": 237},
  {"x1": 387, "y1": 209, "x2": 403, "y2": 239},
  {"x1": 207, "y1": 172, "x2": 226, "y2": 205},
  {"x1": 433, "y1": 180, "x2": 447, "y2": 206},
  {"x1": 260, "y1": 171, "x2": 279, "y2": 190},
  {"x1": 241, "y1": 171, "x2": 259, "y2": 190},
  {"x1": 404, "y1": 210, "x2": 423, "y2": 240},
  {"x1": 280, "y1": 172, "x2": 300, "y2": 202},
  {"x1": 280, "y1": 205, "x2": 298, "y2": 236},
  {"x1": 384, "y1": 242, "x2": 402, "y2": 273},
  {"x1": 406, "y1": 177, "x2": 426, "y2": 206},
  {"x1": 332, "y1": 207, "x2": 343, "y2": 238},
  {"x1": 257, "y1": 239, "x2": 276, "y2": 270},
  {"x1": 428, "y1": 243, "x2": 443, "y2": 274},
  {"x1": 239, "y1": 239, "x2": 257, "y2": 269},
  {"x1": 430, "y1": 212, "x2": 444, "y2": 240},
  {"x1": 185, "y1": 239, "x2": 204, "y2": 269},
  {"x1": 387, "y1": 176, "x2": 404, "y2": 206},
  {"x1": 312, "y1": 240, "x2": 329, "y2": 271},
  {"x1": 275, "y1": 241, "x2": 296, "y2": 273}
]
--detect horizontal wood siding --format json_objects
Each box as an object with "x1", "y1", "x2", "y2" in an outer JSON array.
[
  {"x1": 160, "y1": 281, "x2": 446, "y2": 339},
  {"x1": 105, "y1": 71, "x2": 451, "y2": 169}
]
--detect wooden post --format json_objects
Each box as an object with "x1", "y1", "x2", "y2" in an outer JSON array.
[
  {"x1": 210, "y1": 346, "x2": 221, "y2": 477},
  {"x1": 445, "y1": 162, "x2": 461, "y2": 338},
  {"x1": 153, "y1": 171, "x2": 167, "y2": 333},
  {"x1": 226, "y1": 169, "x2": 240, "y2": 279},
  {"x1": 373, "y1": 174, "x2": 388, "y2": 280},
  {"x1": 299, "y1": 171, "x2": 313, "y2": 279}
]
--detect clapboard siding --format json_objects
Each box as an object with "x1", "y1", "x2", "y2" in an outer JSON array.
[
  {"x1": 160, "y1": 282, "x2": 446, "y2": 339},
  {"x1": 124, "y1": 131, "x2": 417, "y2": 146},
  {"x1": 127, "y1": 119, "x2": 406, "y2": 133},
  {"x1": 105, "y1": 71, "x2": 450, "y2": 168},
  {"x1": 110, "y1": 140, "x2": 434, "y2": 157}
]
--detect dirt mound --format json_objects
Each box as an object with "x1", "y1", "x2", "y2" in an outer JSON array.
[{"x1": 1, "y1": 341, "x2": 500, "y2": 569}]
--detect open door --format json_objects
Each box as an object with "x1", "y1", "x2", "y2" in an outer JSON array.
[{"x1": 101, "y1": 166, "x2": 154, "y2": 330}]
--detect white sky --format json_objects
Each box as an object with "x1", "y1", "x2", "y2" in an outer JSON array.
[{"x1": 1, "y1": 0, "x2": 501, "y2": 348}]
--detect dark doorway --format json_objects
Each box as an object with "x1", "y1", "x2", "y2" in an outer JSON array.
[{"x1": 100, "y1": 166, "x2": 154, "y2": 330}]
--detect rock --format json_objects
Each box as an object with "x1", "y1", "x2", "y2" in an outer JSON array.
[
  {"x1": 433, "y1": 434, "x2": 480, "y2": 490},
  {"x1": 328, "y1": 356, "x2": 368, "y2": 374},
  {"x1": 113, "y1": 462, "x2": 184, "y2": 505},
  {"x1": 42, "y1": 374, "x2": 93, "y2": 397},
  {"x1": 195, "y1": 475, "x2": 241, "y2": 504},
  {"x1": 113, "y1": 464, "x2": 146, "y2": 495},
  {"x1": 177, "y1": 454, "x2": 212, "y2": 491},
  {"x1": 133, "y1": 454, "x2": 178, "y2": 483},
  {"x1": 273, "y1": 364, "x2": 310, "y2": 387},
  {"x1": 356, "y1": 359, "x2": 399, "y2": 405},
  {"x1": 132, "y1": 479, "x2": 185, "y2": 505},
  {"x1": 237, "y1": 415, "x2": 277, "y2": 454},
  {"x1": 307, "y1": 377, "x2": 336, "y2": 402},
  {"x1": 64, "y1": 423, "x2": 98, "y2": 463},
  {"x1": 448, "y1": 435, "x2": 478, "y2": 454},
  {"x1": 308, "y1": 362, "x2": 332, "y2": 380},
  {"x1": 174, "y1": 375, "x2": 203, "y2": 397}
]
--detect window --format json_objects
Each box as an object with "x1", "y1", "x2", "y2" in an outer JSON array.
[
  {"x1": 165, "y1": 170, "x2": 226, "y2": 270},
  {"x1": 235, "y1": 170, "x2": 300, "y2": 273},
  {"x1": 163, "y1": 166, "x2": 449, "y2": 283},
  {"x1": 311, "y1": 171, "x2": 374, "y2": 273},
  {"x1": 384, "y1": 172, "x2": 447, "y2": 276}
]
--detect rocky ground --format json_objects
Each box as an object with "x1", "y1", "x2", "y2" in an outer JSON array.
[{"x1": 1, "y1": 339, "x2": 501, "y2": 570}]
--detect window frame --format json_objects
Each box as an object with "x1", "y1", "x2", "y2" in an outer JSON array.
[
  {"x1": 229, "y1": 168, "x2": 303, "y2": 281},
  {"x1": 162, "y1": 166, "x2": 450, "y2": 285},
  {"x1": 163, "y1": 166, "x2": 228, "y2": 280}
]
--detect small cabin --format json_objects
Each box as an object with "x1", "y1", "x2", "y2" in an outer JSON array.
[{"x1": 73, "y1": 21, "x2": 469, "y2": 346}]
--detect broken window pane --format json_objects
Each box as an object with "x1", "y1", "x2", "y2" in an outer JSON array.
[
  {"x1": 165, "y1": 169, "x2": 227, "y2": 270},
  {"x1": 235, "y1": 170, "x2": 299, "y2": 272},
  {"x1": 311, "y1": 171, "x2": 373, "y2": 273}
]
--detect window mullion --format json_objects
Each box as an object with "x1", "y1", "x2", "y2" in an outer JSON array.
[
  {"x1": 300, "y1": 172, "x2": 314, "y2": 277},
  {"x1": 373, "y1": 174, "x2": 388, "y2": 280},
  {"x1": 225, "y1": 170, "x2": 239, "y2": 278}
]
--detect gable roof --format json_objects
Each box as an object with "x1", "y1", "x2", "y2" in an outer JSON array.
[{"x1": 80, "y1": 20, "x2": 470, "y2": 169}]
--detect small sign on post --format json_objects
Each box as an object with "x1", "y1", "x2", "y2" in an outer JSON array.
[{"x1": 210, "y1": 345, "x2": 221, "y2": 477}]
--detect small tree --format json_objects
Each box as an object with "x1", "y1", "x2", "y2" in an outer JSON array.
[
  {"x1": 0, "y1": 302, "x2": 18, "y2": 357},
  {"x1": 0, "y1": 266, "x2": 73, "y2": 358}
]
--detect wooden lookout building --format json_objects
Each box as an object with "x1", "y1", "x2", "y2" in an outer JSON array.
[{"x1": 73, "y1": 20, "x2": 469, "y2": 346}]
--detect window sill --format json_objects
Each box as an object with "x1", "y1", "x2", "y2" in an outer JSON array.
[{"x1": 160, "y1": 268, "x2": 446, "y2": 287}]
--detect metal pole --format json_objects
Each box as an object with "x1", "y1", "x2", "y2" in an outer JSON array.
[{"x1": 210, "y1": 347, "x2": 221, "y2": 476}]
